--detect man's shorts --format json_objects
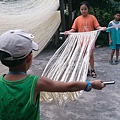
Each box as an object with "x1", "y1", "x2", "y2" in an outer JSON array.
[{"x1": 110, "y1": 44, "x2": 120, "y2": 50}]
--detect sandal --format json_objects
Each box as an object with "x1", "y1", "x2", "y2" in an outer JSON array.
[
  {"x1": 109, "y1": 61, "x2": 114, "y2": 65},
  {"x1": 114, "y1": 60, "x2": 119, "y2": 65},
  {"x1": 87, "y1": 69, "x2": 90, "y2": 76},
  {"x1": 91, "y1": 70, "x2": 96, "y2": 78}
]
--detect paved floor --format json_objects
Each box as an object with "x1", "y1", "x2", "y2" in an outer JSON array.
[{"x1": 29, "y1": 47, "x2": 120, "y2": 120}]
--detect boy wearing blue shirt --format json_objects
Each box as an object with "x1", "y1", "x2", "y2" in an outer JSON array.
[{"x1": 106, "y1": 11, "x2": 120, "y2": 65}]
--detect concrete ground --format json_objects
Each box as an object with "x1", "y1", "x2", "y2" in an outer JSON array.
[{"x1": 29, "y1": 47, "x2": 120, "y2": 120}]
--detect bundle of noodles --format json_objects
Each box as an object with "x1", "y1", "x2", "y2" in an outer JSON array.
[
  {"x1": 40, "y1": 30, "x2": 101, "y2": 107},
  {"x1": 0, "y1": 0, "x2": 60, "y2": 57},
  {"x1": 0, "y1": 0, "x2": 60, "y2": 75}
]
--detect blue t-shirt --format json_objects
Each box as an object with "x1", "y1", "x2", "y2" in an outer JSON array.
[{"x1": 106, "y1": 20, "x2": 120, "y2": 45}]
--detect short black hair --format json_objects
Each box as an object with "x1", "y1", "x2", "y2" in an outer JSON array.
[
  {"x1": 114, "y1": 10, "x2": 120, "y2": 15},
  {"x1": 0, "y1": 51, "x2": 26, "y2": 67},
  {"x1": 1, "y1": 59, "x2": 26, "y2": 67},
  {"x1": 79, "y1": 1, "x2": 90, "y2": 10}
]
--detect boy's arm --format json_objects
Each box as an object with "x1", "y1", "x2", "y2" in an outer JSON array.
[
  {"x1": 108, "y1": 33, "x2": 112, "y2": 44},
  {"x1": 35, "y1": 76, "x2": 105, "y2": 93}
]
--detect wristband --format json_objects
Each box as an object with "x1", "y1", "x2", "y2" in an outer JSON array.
[{"x1": 84, "y1": 81, "x2": 92, "y2": 92}]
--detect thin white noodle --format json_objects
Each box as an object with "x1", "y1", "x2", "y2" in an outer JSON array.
[{"x1": 41, "y1": 30, "x2": 101, "y2": 107}]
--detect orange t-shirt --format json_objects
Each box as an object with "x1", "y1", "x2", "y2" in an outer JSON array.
[{"x1": 72, "y1": 14, "x2": 100, "y2": 32}]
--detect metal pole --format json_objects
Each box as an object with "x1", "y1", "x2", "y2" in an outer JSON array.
[
  {"x1": 59, "y1": 0, "x2": 67, "y2": 41},
  {"x1": 59, "y1": 0, "x2": 66, "y2": 32},
  {"x1": 68, "y1": 0, "x2": 72, "y2": 29}
]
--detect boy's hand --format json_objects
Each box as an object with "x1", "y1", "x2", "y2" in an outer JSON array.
[
  {"x1": 90, "y1": 80, "x2": 106, "y2": 90},
  {"x1": 109, "y1": 39, "x2": 112, "y2": 44}
]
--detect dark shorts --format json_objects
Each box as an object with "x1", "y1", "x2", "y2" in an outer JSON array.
[{"x1": 110, "y1": 44, "x2": 120, "y2": 50}]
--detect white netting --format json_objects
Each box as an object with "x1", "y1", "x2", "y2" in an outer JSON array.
[{"x1": 40, "y1": 30, "x2": 101, "y2": 107}]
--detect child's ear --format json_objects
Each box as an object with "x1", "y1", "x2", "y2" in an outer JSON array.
[{"x1": 26, "y1": 53, "x2": 32, "y2": 63}]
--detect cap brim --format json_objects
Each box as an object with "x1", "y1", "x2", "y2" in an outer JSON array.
[{"x1": 32, "y1": 41, "x2": 39, "y2": 51}]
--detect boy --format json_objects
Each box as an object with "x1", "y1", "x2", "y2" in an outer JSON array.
[
  {"x1": 0, "y1": 29, "x2": 105, "y2": 120},
  {"x1": 106, "y1": 11, "x2": 120, "y2": 65}
]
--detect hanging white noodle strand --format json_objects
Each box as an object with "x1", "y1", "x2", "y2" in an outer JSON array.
[{"x1": 40, "y1": 30, "x2": 101, "y2": 107}]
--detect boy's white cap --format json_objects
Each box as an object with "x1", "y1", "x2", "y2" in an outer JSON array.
[{"x1": 0, "y1": 29, "x2": 39, "y2": 60}]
